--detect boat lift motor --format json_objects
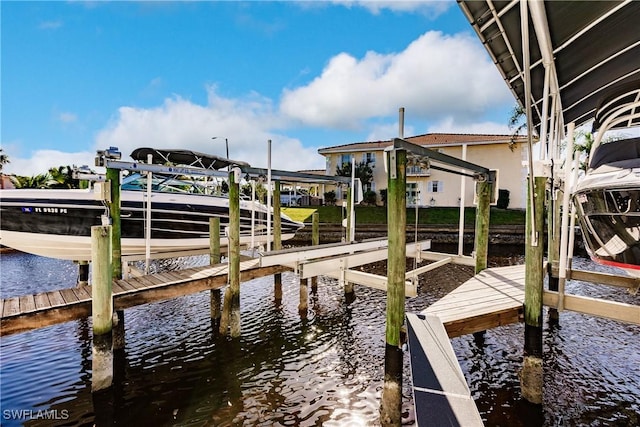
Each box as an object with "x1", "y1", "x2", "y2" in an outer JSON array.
[{"x1": 95, "y1": 146, "x2": 122, "y2": 167}]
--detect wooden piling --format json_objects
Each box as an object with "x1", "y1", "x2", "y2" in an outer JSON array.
[
  {"x1": 112, "y1": 310, "x2": 125, "y2": 350},
  {"x1": 311, "y1": 212, "x2": 319, "y2": 292},
  {"x1": 298, "y1": 277, "x2": 308, "y2": 317},
  {"x1": 105, "y1": 167, "x2": 122, "y2": 280},
  {"x1": 380, "y1": 148, "x2": 406, "y2": 426},
  {"x1": 548, "y1": 187, "x2": 561, "y2": 321},
  {"x1": 210, "y1": 217, "x2": 222, "y2": 321},
  {"x1": 343, "y1": 186, "x2": 355, "y2": 298},
  {"x1": 91, "y1": 225, "x2": 113, "y2": 392},
  {"x1": 274, "y1": 270, "x2": 283, "y2": 301},
  {"x1": 474, "y1": 179, "x2": 491, "y2": 275},
  {"x1": 273, "y1": 181, "x2": 283, "y2": 301},
  {"x1": 106, "y1": 168, "x2": 126, "y2": 350},
  {"x1": 220, "y1": 169, "x2": 241, "y2": 337},
  {"x1": 312, "y1": 211, "x2": 320, "y2": 246},
  {"x1": 92, "y1": 225, "x2": 113, "y2": 335},
  {"x1": 77, "y1": 261, "x2": 89, "y2": 286},
  {"x1": 472, "y1": 178, "x2": 492, "y2": 340},
  {"x1": 345, "y1": 186, "x2": 353, "y2": 243},
  {"x1": 210, "y1": 217, "x2": 221, "y2": 264},
  {"x1": 521, "y1": 176, "x2": 546, "y2": 404}
]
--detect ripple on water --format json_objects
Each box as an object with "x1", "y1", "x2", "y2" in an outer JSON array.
[{"x1": 1, "y1": 252, "x2": 639, "y2": 426}]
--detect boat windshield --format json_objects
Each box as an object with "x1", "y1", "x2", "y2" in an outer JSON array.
[
  {"x1": 121, "y1": 173, "x2": 258, "y2": 200},
  {"x1": 122, "y1": 173, "x2": 208, "y2": 194}
]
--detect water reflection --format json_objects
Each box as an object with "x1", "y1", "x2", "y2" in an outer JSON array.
[{"x1": 0, "y1": 251, "x2": 638, "y2": 426}]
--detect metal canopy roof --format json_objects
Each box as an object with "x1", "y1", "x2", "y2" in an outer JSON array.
[
  {"x1": 130, "y1": 147, "x2": 250, "y2": 170},
  {"x1": 106, "y1": 148, "x2": 352, "y2": 185},
  {"x1": 458, "y1": 0, "x2": 640, "y2": 132}
]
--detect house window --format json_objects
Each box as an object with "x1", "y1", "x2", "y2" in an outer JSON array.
[
  {"x1": 427, "y1": 180, "x2": 443, "y2": 193},
  {"x1": 340, "y1": 154, "x2": 352, "y2": 168},
  {"x1": 364, "y1": 182, "x2": 375, "y2": 192},
  {"x1": 362, "y1": 152, "x2": 376, "y2": 166}
]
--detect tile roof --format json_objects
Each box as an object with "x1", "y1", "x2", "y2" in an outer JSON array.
[
  {"x1": 295, "y1": 169, "x2": 326, "y2": 175},
  {"x1": 317, "y1": 133, "x2": 530, "y2": 153}
]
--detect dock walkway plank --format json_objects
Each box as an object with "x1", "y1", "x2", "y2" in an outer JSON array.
[
  {"x1": 34, "y1": 293, "x2": 51, "y2": 311},
  {"x1": 1, "y1": 258, "x2": 287, "y2": 336},
  {"x1": 48, "y1": 291, "x2": 66, "y2": 308},
  {"x1": 4, "y1": 297, "x2": 20, "y2": 317},
  {"x1": 72, "y1": 286, "x2": 92, "y2": 301},
  {"x1": 19, "y1": 295, "x2": 37, "y2": 314},
  {"x1": 423, "y1": 264, "x2": 526, "y2": 337},
  {"x1": 59, "y1": 288, "x2": 79, "y2": 305}
]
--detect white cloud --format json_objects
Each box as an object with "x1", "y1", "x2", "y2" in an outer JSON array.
[
  {"x1": 6, "y1": 29, "x2": 515, "y2": 177},
  {"x1": 428, "y1": 116, "x2": 511, "y2": 135},
  {"x1": 38, "y1": 20, "x2": 63, "y2": 30},
  {"x1": 94, "y1": 86, "x2": 324, "y2": 171},
  {"x1": 148, "y1": 77, "x2": 163, "y2": 88},
  {"x1": 58, "y1": 112, "x2": 78, "y2": 123},
  {"x1": 280, "y1": 30, "x2": 512, "y2": 129},
  {"x1": 2, "y1": 149, "x2": 95, "y2": 177},
  {"x1": 330, "y1": 1, "x2": 452, "y2": 17},
  {"x1": 366, "y1": 122, "x2": 416, "y2": 141}
]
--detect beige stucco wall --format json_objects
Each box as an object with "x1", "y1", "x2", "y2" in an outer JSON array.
[{"x1": 323, "y1": 142, "x2": 530, "y2": 209}]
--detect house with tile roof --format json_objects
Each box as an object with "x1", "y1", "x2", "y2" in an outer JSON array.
[{"x1": 317, "y1": 133, "x2": 532, "y2": 209}]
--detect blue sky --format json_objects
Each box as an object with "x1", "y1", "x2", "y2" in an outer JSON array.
[{"x1": 1, "y1": 1, "x2": 516, "y2": 176}]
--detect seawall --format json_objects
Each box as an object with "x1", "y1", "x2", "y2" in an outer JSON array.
[{"x1": 289, "y1": 224, "x2": 526, "y2": 246}]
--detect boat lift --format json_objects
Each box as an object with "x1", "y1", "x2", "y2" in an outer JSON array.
[{"x1": 87, "y1": 146, "x2": 361, "y2": 273}]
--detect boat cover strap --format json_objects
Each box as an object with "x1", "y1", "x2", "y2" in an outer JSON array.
[{"x1": 590, "y1": 137, "x2": 640, "y2": 170}]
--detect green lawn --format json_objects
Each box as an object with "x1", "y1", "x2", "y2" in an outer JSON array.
[{"x1": 282, "y1": 206, "x2": 525, "y2": 226}]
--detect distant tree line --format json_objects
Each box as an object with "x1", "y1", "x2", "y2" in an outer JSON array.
[{"x1": 7, "y1": 165, "x2": 86, "y2": 189}]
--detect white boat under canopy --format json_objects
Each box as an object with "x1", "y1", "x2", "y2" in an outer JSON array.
[
  {"x1": 0, "y1": 148, "x2": 304, "y2": 261},
  {"x1": 459, "y1": 0, "x2": 640, "y2": 275}
]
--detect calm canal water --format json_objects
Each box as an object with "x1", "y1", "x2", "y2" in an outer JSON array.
[{"x1": 0, "y1": 250, "x2": 638, "y2": 426}]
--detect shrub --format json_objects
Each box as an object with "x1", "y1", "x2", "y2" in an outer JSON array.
[
  {"x1": 379, "y1": 189, "x2": 387, "y2": 206},
  {"x1": 362, "y1": 190, "x2": 377, "y2": 205},
  {"x1": 324, "y1": 190, "x2": 337, "y2": 206},
  {"x1": 497, "y1": 189, "x2": 510, "y2": 209}
]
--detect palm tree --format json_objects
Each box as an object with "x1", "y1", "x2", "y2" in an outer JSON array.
[
  {"x1": 0, "y1": 148, "x2": 9, "y2": 189},
  {"x1": 573, "y1": 130, "x2": 594, "y2": 171},
  {"x1": 572, "y1": 130, "x2": 621, "y2": 171},
  {"x1": 0, "y1": 148, "x2": 9, "y2": 172},
  {"x1": 11, "y1": 174, "x2": 50, "y2": 189},
  {"x1": 47, "y1": 165, "x2": 80, "y2": 188}
]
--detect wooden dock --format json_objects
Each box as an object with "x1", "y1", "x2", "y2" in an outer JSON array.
[
  {"x1": 406, "y1": 264, "x2": 528, "y2": 425},
  {"x1": 423, "y1": 264, "x2": 526, "y2": 337},
  {"x1": 1, "y1": 258, "x2": 288, "y2": 336}
]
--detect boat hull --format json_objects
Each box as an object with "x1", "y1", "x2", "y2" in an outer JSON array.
[
  {"x1": 0, "y1": 230, "x2": 297, "y2": 261},
  {"x1": 573, "y1": 169, "x2": 640, "y2": 277},
  {"x1": 0, "y1": 188, "x2": 303, "y2": 261}
]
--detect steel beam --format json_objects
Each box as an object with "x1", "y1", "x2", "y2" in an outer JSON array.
[
  {"x1": 259, "y1": 238, "x2": 389, "y2": 267},
  {"x1": 300, "y1": 240, "x2": 431, "y2": 279},
  {"x1": 392, "y1": 138, "x2": 490, "y2": 180}
]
